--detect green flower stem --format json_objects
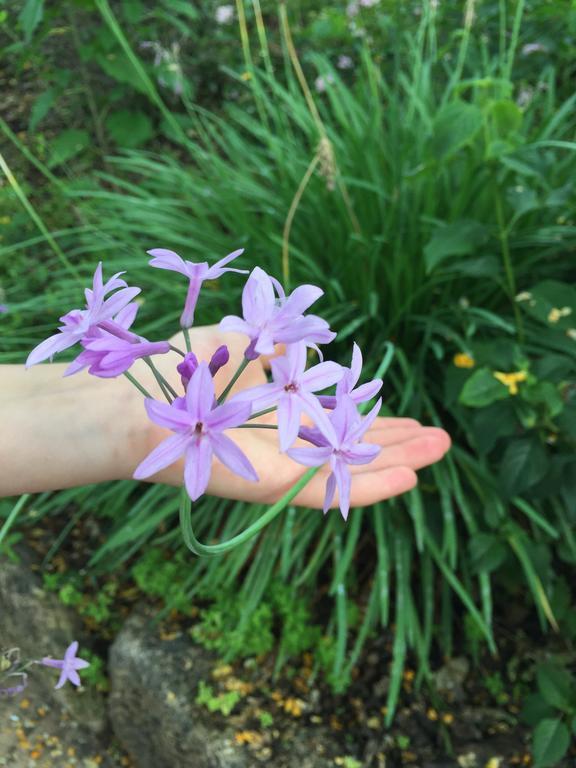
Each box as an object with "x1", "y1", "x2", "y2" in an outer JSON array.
[
  {"x1": 248, "y1": 406, "x2": 277, "y2": 420},
  {"x1": 236, "y1": 424, "x2": 278, "y2": 430},
  {"x1": 183, "y1": 328, "x2": 192, "y2": 353},
  {"x1": 217, "y1": 357, "x2": 250, "y2": 404},
  {"x1": 144, "y1": 357, "x2": 178, "y2": 402},
  {"x1": 169, "y1": 344, "x2": 186, "y2": 357},
  {"x1": 123, "y1": 371, "x2": 153, "y2": 399},
  {"x1": 0, "y1": 494, "x2": 30, "y2": 551},
  {"x1": 179, "y1": 468, "x2": 319, "y2": 556}
]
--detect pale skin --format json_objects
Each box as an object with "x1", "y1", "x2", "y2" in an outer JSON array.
[{"x1": 0, "y1": 325, "x2": 451, "y2": 507}]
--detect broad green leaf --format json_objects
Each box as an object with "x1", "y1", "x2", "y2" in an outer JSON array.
[
  {"x1": 425, "y1": 220, "x2": 488, "y2": 273},
  {"x1": 507, "y1": 185, "x2": 539, "y2": 217},
  {"x1": 533, "y1": 718, "x2": 570, "y2": 768},
  {"x1": 459, "y1": 367, "x2": 509, "y2": 408},
  {"x1": 469, "y1": 533, "x2": 508, "y2": 574},
  {"x1": 47, "y1": 129, "x2": 90, "y2": 169},
  {"x1": 470, "y1": 399, "x2": 518, "y2": 453},
  {"x1": 488, "y1": 99, "x2": 523, "y2": 138},
  {"x1": 523, "y1": 381, "x2": 564, "y2": 419},
  {"x1": 520, "y1": 693, "x2": 555, "y2": 727},
  {"x1": 430, "y1": 100, "x2": 483, "y2": 160},
  {"x1": 499, "y1": 438, "x2": 549, "y2": 497},
  {"x1": 106, "y1": 110, "x2": 154, "y2": 148},
  {"x1": 537, "y1": 662, "x2": 575, "y2": 711},
  {"x1": 29, "y1": 88, "x2": 57, "y2": 132},
  {"x1": 100, "y1": 53, "x2": 148, "y2": 94},
  {"x1": 18, "y1": 0, "x2": 43, "y2": 42}
]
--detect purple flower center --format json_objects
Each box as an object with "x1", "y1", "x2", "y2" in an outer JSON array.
[
  {"x1": 194, "y1": 422, "x2": 205, "y2": 435},
  {"x1": 284, "y1": 382, "x2": 299, "y2": 393}
]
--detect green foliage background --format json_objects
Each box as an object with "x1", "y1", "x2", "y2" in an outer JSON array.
[{"x1": 1, "y1": 0, "x2": 576, "y2": 761}]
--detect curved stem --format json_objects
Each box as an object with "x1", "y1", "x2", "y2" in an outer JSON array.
[
  {"x1": 0, "y1": 494, "x2": 30, "y2": 550},
  {"x1": 144, "y1": 357, "x2": 178, "y2": 402},
  {"x1": 217, "y1": 357, "x2": 250, "y2": 404},
  {"x1": 124, "y1": 371, "x2": 153, "y2": 399},
  {"x1": 179, "y1": 469, "x2": 319, "y2": 556}
]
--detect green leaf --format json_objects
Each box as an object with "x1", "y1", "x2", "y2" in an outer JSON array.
[
  {"x1": 424, "y1": 220, "x2": 488, "y2": 273},
  {"x1": 537, "y1": 662, "x2": 575, "y2": 712},
  {"x1": 523, "y1": 381, "x2": 564, "y2": 419},
  {"x1": 106, "y1": 110, "x2": 154, "y2": 148},
  {"x1": 533, "y1": 718, "x2": 570, "y2": 768},
  {"x1": 100, "y1": 53, "x2": 148, "y2": 94},
  {"x1": 488, "y1": 100, "x2": 523, "y2": 139},
  {"x1": 470, "y1": 399, "x2": 518, "y2": 453},
  {"x1": 47, "y1": 129, "x2": 90, "y2": 168},
  {"x1": 430, "y1": 100, "x2": 483, "y2": 160},
  {"x1": 29, "y1": 88, "x2": 57, "y2": 132},
  {"x1": 518, "y1": 280, "x2": 576, "y2": 331},
  {"x1": 469, "y1": 534, "x2": 508, "y2": 574},
  {"x1": 520, "y1": 693, "x2": 555, "y2": 726},
  {"x1": 499, "y1": 438, "x2": 549, "y2": 498},
  {"x1": 18, "y1": 0, "x2": 44, "y2": 42},
  {"x1": 459, "y1": 367, "x2": 509, "y2": 408}
]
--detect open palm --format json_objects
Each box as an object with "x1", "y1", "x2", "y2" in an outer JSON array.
[{"x1": 147, "y1": 326, "x2": 451, "y2": 510}]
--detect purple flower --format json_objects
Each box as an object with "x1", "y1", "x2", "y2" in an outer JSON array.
[
  {"x1": 177, "y1": 346, "x2": 230, "y2": 389},
  {"x1": 134, "y1": 362, "x2": 257, "y2": 500},
  {"x1": 288, "y1": 395, "x2": 381, "y2": 519},
  {"x1": 0, "y1": 673, "x2": 28, "y2": 697},
  {"x1": 234, "y1": 342, "x2": 343, "y2": 452},
  {"x1": 318, "y1": 343, "x2": 382, "y2": 409},
  {"x1": 63, "y1": 303, "x2": 170, "y2": 378},
  {"x1": 26, "y1": 264, "x2": 141, "y2": 367},
  {"x1": 220, "y1": 267, "x2": 335, "y2": 359},
  {"x1": 147, "y1": 247, "x2": 247, "y2": 328},
  {"x1": 0, "y1": 304, "x2": 8, "y2": 314},
  {"x1": 41, "y1": 641, "x2": 90, "y2": 690}
]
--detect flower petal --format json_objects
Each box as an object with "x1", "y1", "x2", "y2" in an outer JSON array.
[
  {"x1": 147, "y1": 249, "x2": 189, "y2": 274},
  {"x1": 184, "y1": 438, "x2": 213, "y2": 501},
  {"x1": 342, "y1": 443, "x2": 381, "y2": 465},
  {"x1": 349, "y1": 398, "x2": 382, "y2": 443},
  {"x1": 332, "y1": 458, "x2": 352, "y2": 520},
  {"x1": 210, "y1": 432, "x2": 258, "y2": 482},
  {"x1": 66, "y1": 669, "x2": 81, "y2": 687},
  {"x1": 99, "y1": 287, "x2": 141, "y2": 321},
  {"x1": 133, "y1": 432, "x2": 191, "y2": 479},
  {"x1": 205, "y1": 399, "x2": 251, "y2": 431},
  {"x1": 185, "y1": 362, "x2": 215, "y2": 422},
  {"x1": 350, "y1": 379, "x2": 382, "y2": 404},
  {"x1": 26, "y1": 332, "x2": 78, "y2": 367},
  {"x1": 287, "y1": 446, "x2": 333, "y2": 467},
  {"x1": 281, "y1": 284, "x2": 323, "y2": 316},
  {"x1": 323, "y1": 473, "x2": 337, "y2": 514},
  {"x1": 298, "y1": 392, "x2": 338, "y2": 447},
  {"x1": 145, "y1": 399, "x2": 193, "y2": 432},
  {"x1": 277, "y1": 395, "x2": 302, "y2": 452},
  {"x1": 300, "y1": 360, "x2": 343, "y2": 393},
  {"x1": 64, "y1": 642, "x2": 79, "y2": 662}
]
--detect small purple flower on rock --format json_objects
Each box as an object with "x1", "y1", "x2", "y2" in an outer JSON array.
[
  {"x1": 26, "y1": 264, "x2": 141, "y2": 367},
  {"x1": 234, "y1": 341, "x2": 343, "y2": 451},
  {"x1": 288, "y1": 395, "x2": 382, "y2": 519},
  {"x1": 318, "y1": 342, "x2": 382, "y2": 409},
  {"x1": 220, "y1": 267, "x2": 335, "y2": 359},
  {"x1": 147, "y1": 248, "x2": 247, "y2": 328},
  {"x1": 134, "y1": 362, "x2": 257, "y2": 500},
  {"x1": 41, "y1": 641, "x2": 90, "y2": 690}
]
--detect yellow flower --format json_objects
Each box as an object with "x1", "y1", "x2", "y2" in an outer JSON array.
[
  {"x1": 493, "y1": 370, "x2": 527, "y2": 395},
  {"x1": 240, "y1": 71, "x2": 252, "y2": 81},
  {"x1": 453, "y1": 353, "x2": 475, "y2": 369},
  {"x1": 548, "y1": 306, "x2": 572, "y2": 324}
]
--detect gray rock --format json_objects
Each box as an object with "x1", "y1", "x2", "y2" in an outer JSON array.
[
  {"x1": 0, "y1": 552, "x2": 107, "y2": 735},
  {"x1": 109, "y1": 611, "x2": 336, "y2": 768}
]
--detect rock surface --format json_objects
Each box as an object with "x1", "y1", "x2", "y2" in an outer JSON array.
[{"x1": 109, "y1": 611, "x2": 336, "y2": 768}]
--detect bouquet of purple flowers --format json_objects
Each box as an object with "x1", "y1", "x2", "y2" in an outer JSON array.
[{"x1": 27, "y1": 248, "x2": 386, "y2": 555}]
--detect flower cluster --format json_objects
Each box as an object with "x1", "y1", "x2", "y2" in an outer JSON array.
[
  {"x1": 1, "y1": 642, "x2": 90, "y2": 697},
  {"x1": 27, "y1": 249, "x2": 383, "y2": 518}
]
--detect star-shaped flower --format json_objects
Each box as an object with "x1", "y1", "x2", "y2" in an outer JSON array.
[
  {"x1": 41, "y1": 641, "x2": 90, "y2": 690},
  {"x1": 147, "y1": 247, "x2": 247, "y2": 328},
  {"x1": 220, "y1": 267, "x2": 335, "y2": 359},
  {"x1": 134, "y1": 362, "x2": 257, "y2": 500}
]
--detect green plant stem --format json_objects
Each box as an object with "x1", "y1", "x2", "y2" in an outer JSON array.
[
  {"x1": 123, "y1": 371, "x2": 153, "y2": 398},
  {"x1": 248, "y1": 406, "x2": 277, "y2": 420},
  {"x1": 0, "y1": 118, "x2": 63, "y2": 189},
  {"x1": 0, "y1": 495, "x2": 30, "y2": 550},
  {"x1": 217, "y1": 358, "x2": 250, "y2": 404},
  {"x1": 183, "y1": 327, "x2": 192, "y2": 353},
  {"x1": 282, "y1": 153, "x2": 321, "y2": 286},
  {"x1": 0, "y1": 151, "x2": 80, "y2": 281},
  {"x1": 494, "y1": 188, "x2": 523, "y2": 341},
  {"x1": 236, "y1": 424, "x2": 278, "y2": 430},
  {"x1": 169, "y1": 344, "x2": 186, "y2": 357},
  {"x1": 144, "y1": 357, "x2": 177, "y2": 401},
  {"x1": 179, "y1": 469, "x2": 319, "y2": 556}
]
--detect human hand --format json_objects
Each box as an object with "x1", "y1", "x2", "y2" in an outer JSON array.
[{"x1": 136, "y1": 326, "x2": 451, "y2": 510}]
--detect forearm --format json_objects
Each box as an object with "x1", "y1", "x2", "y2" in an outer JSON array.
[{"x1": 0, "y1": 361, "x2": 159, "y2": 496}]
